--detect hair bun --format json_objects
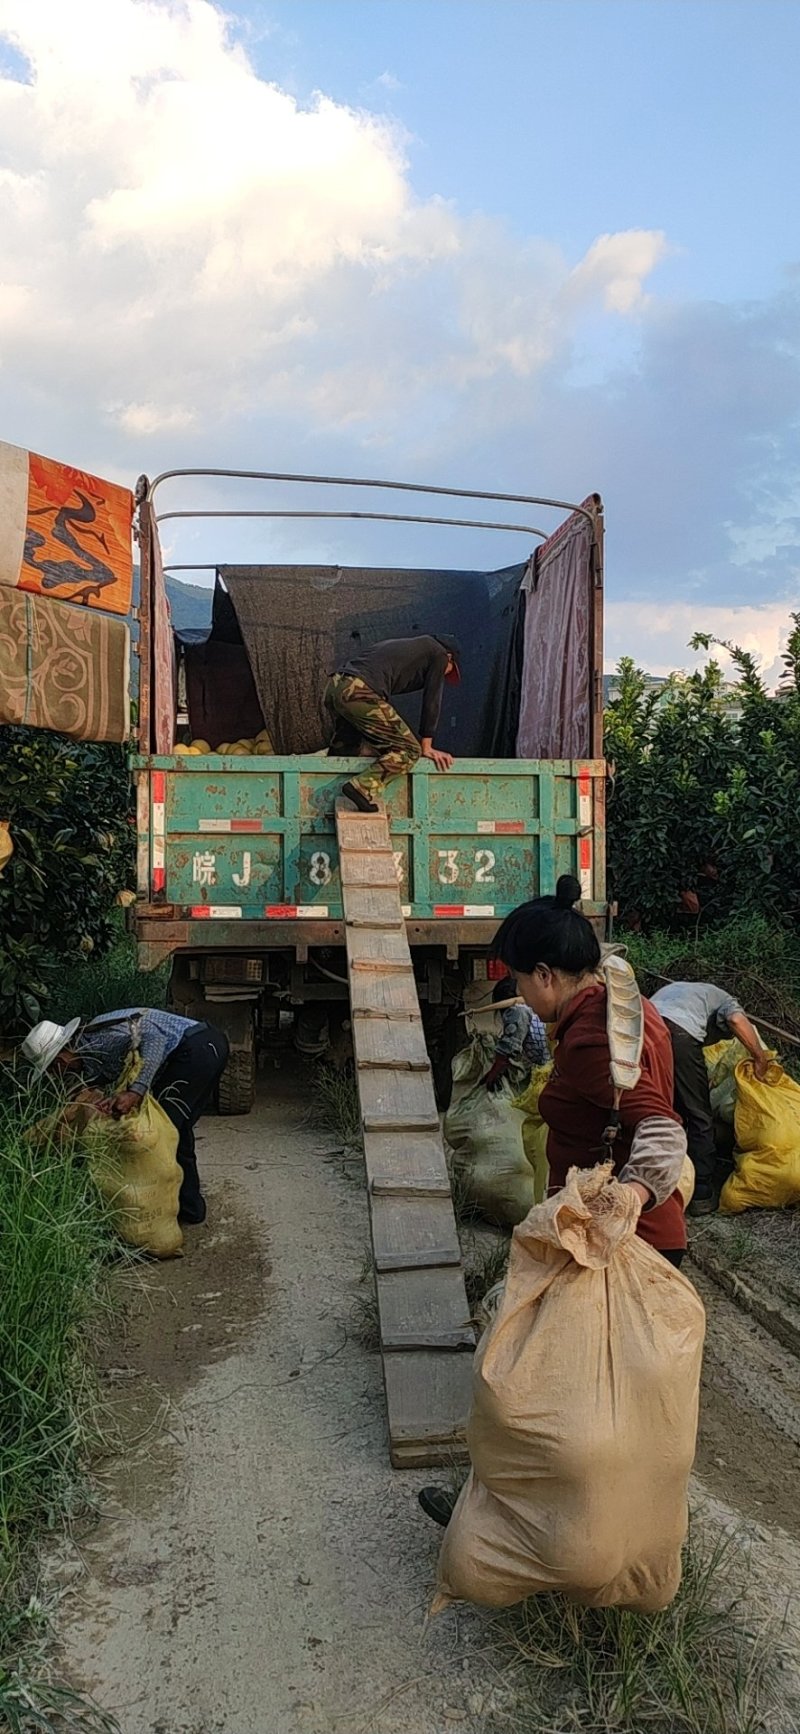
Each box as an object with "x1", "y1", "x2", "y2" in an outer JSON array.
[{"x1": 555, "y1": 874, "x2": 582, "y2": 908}]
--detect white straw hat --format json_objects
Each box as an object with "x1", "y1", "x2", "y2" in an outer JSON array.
[{"x1": 21, "y1": 1017, "x2": 81, "y2": 1073}]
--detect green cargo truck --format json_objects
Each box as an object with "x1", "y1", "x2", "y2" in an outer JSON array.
[{"x1": 133, "y1": 469, "x2": 607, "y2": 1111}]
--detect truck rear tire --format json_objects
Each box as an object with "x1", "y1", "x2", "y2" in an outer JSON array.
[{"x1": 217, "y1": 1024, "x2": 256, "y2": 1116}]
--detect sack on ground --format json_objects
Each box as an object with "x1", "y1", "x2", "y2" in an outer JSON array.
[
  {"x1": 433, "y1": 1163, "x2": 705, "y2": 1616},
  {"x1": 86, "y1": 1094, "x2": 184, "y2": 1258},
  {"x1": 720, "y1": 1061, "x2": 800, "y2": 1213},
  {"x1": 444, "y1": 1030, "x2": 533, "y2": 1226},
  {"x1": 512, "y1": 1062, "x2": 552, "y2": 1205},
  {"x1": 704, "y1": 1035, "x2": 770, "y2": 1125}
]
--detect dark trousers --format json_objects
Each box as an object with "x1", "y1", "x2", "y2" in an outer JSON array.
[
  {"x1": 153, "y1": 1023, "x2": 229, "y2": 1221},
  {"x1": 663, "y1": 1018, "x2": 717, "y2": 1198}
]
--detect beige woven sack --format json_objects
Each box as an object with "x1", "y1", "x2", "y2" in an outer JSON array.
[{"x1": 433, "y1": 1163, "x2": 705, "y2": 1615}]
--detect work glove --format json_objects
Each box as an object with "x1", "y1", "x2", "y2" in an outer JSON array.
[{"x1": 482, "y1": 1055, "x2": 510, "y2": 1094}]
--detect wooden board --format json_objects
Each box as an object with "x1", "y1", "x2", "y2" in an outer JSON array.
[
  {"x1": 349, "y1": 971, "x2": 420, "y2": 1016},
  {"x1": 335, "y1": 811, "x2": 392, "y2": 849},
  {"x1": 352, "y1": 1015, "x2": 430, "y2": 1072},
  {"x1": 377, "y1": 1268, "x2": 475, "y2": 1351},
  {"x1": 383, "y1": 1352, "x2": 473, "y2": 1467},
  {"x1": 364, "y1": 1129, "x2": 451, "y2": 1196},
  {"x1": 343, "y1": 886, "x2": 404, "y2": 926},
  {"x1": 359, "y1": 1067, "x2": 438, "y2": 1130},
  {"x1": 336, "y1": 802, "x2": 473, "y2": 1467},
  {"x1": 340, "y1": 851, "x2": 399, "y2": 888},
  {"x1": 346, "y1": 926, "x2": 410, "y2": 965},
  {"x1": 370, "y1": 1195, "x2": 462, "y2": 1270}
]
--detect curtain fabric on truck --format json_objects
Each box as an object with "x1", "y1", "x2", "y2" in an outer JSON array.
[
  {"x1": 516, "y1": 510, "x2": 593, "y2": 760},
  {"x1": 0, "y1": 588, "x2": 130, "y2": 741}
]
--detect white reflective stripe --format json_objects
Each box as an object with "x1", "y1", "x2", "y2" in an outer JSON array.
[
  {"x1": 401, "y1": 905, "x2": 412, "y2": 917},
  {"x1": 198, "y1": 818, "x2": 232, "y2": 833},
  {"x1": 476, "y1": 820, "x2": 496, "y2": 833},
  {"x1": 191, "y1": 906, "x2": 244, "y2": 918},
  {"x1": 152, "y1": 816, "x2": 165, "y2": 870}
]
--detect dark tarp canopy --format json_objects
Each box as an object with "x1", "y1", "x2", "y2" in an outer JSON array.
[{"x1": 218, "y1": 559, "x2": 532, "y2": 757}]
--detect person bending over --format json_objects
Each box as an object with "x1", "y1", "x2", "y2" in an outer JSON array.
[
  {"x1": 324, "y1": 633, "x2": 461, "y2": 813},
  {"x1": 23, "y1": 1008, "x2": 230, "y2": 1226},
  {"x1": 650, "y1": 979, "x2": 769, "y2": 1215}
]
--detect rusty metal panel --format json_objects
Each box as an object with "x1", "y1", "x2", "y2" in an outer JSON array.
[{"x1": 132, "y1": 754, "x2": 605, "y2": 926}]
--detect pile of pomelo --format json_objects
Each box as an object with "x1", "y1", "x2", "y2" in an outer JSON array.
[{"x1": 173, "y1": 729, "x2": 274, "y2": 756}]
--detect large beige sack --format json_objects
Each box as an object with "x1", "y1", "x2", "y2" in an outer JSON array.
[{"x1": 433, "y1": 1164, "x2": 705, "y2": 1615}]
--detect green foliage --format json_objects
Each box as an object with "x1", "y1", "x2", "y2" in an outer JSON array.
[
  {"x1": 0, "y1": 1088, "x2": 124, "y2": 1731},
  {"x1": 0, "y1": 729, "x2": 136, "y2": 1037},
  {"x1": 605, "y1": 617, "x2": 800, "y2": 931}
]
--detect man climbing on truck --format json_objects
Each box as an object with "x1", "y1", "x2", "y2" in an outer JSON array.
[{"x1": 324, "y1": 633, "x2": 461, "y2": 813}]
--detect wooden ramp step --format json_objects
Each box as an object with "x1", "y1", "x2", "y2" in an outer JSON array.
[{"x1": 336, "y1": 802, "x2": 474, "y2": 1469}]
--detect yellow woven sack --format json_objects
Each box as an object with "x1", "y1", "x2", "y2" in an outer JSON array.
[
  {"x1": 86, "y1": 1095, "x2": 183, "y2": 1258},
  {"x1": 720, "y1": 1061, "x2": 800, "y2": 1213},
  {"x1": 512, "y1": 1064, "x2": 553, "y2": 1205}
]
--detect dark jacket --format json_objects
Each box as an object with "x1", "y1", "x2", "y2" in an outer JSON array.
[{"x1": 339, "y1": 635, "x2": 453, "y2": 740}]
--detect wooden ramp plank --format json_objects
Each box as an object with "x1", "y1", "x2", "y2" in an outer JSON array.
[
  {"x1": 336, "y1": 802, "x2": 473, "y2": 1468},
  {"x1": 383, "y1": 1353, "x2": 473, "y2": 1468},
  {"x1": 340, "y1": 849, "x2": 398, "y2": 888},
  {"x1": 353, "y1": 1016, "x2": 430, "y2": 1072},
  {"x1": 347, "y1": 926, "x2": 410, "y2": 965},
  {"x1": 371, "y1": 1195, "x2": 462, "y2": 1270},
  {"x1": 343, "y1": 886, "x2": 404, "y2": 926},
  {"x1": 359, "y1": 1067, "x2": 439, "y2": 1129},
  {"x1": 364, "y1": 1130, "x2": 451, "y2": 1196},
  {"x1": 377, "y1": 1268, "x2": 475, "y2": 1352},
  {"x1": 349, "y1": 971, "x2": 420, "y2": 1016}
]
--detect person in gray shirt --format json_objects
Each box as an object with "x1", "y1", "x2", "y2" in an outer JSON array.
[{"x1": 650, "y1": 981, "x2": 769, "y2": 1214}]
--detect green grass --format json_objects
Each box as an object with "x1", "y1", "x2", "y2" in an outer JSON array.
[
  {"x1": 313, "y1": 1065, "x2": 363, "y2": 1151},
  {"x1": 0, "y1": 1087, "x2": 123, "y2": 1732},
  {"x1": 624, "y1": 915, "x2": 800, "y2": 1047},
  {"x1": 463, "y1": 1233, "x2": 510, "y2": 1316},
  {"x1": 493, "y1": 1522, "x2": 788, "y2": 1734},
  {"x1": 55, "y1": 926, "x2": 167, "y2": 1027}
]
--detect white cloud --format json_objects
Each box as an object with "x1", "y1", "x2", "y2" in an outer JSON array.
[
  {"x1": 0, "y1": 0, "x2": 795, "y2": 669},
  {"x1": 605, "y1": 600, "x2": 795, "y2": 688},
  {"x1": 0, "y1": 0, "x2": 663, "y2": 444}
]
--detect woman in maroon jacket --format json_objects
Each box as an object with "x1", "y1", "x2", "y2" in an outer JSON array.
[
  {"x1": 492, "y1": 876, "x2": 688, "y2": 1264},
  {"x1": 418, "y1": 878, "x2": 689, "y2": 1531}
]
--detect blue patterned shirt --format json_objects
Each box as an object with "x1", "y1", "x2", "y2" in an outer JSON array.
[
  {"x1": 495, "y1": 1005, "x2": 549, "y2": 1068},
  {"x1": 76, "y1": 1008, "x2": 199, "y2": 1096}
]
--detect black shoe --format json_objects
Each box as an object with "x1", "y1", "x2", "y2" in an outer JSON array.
[
  {"x1": 179, "y1": 1196, "x2": 207, "y2": 1226},
  {"x1": 687, "y1": 1192, "x2": 716, "y2": 1218},
  {"x1": 342, "y1": 780, "x2": 379, "y2": 815},
  {"x1": 418, "y1": 1486, "x2": 456, "y2": 1528}
]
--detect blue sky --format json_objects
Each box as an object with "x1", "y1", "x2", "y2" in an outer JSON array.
[{"x1": 0, "y1": 0, "x2": 798, "y2": 678}]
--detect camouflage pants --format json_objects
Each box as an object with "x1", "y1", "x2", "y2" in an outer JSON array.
[{"x1": 324, "y1": 674, "x2": 420, "y2": 798}]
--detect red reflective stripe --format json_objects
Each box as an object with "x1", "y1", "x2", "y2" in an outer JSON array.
[
  {"x1": 152, "y1": 866, "x2": 165, "y2": 893},
  {"x1": 266, "y1": 906, "x2": 298, "y2": 918},
  {"x1": 580, "y1": 836, "x2": 592, "y2": 869},
  {"x1": 495, "y1": 820, "x2": 525, "y2": 834},
  {"x1": 152, "y1": 771, "x2": 165, "y2": 805},
  {"x1": 191, "y1": 906, "x2": 211, "y2": 918},
  {"x1": 230, "y1": 819, "x2": 262, "y2": 832}
]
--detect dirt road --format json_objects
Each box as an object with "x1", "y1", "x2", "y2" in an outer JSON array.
[{"x1": 51, "y1": 1063, "x2": 800, "y2": 1734}]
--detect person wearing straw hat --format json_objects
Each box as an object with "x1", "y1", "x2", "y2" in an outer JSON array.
[{"x1": 22, "y1": 1008, "x2": 229, "y2": 1226}]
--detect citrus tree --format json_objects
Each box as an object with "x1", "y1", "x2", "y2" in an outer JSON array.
[{"x1": 0, "y1": 728, "x2": 135, "y2": 1036}]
